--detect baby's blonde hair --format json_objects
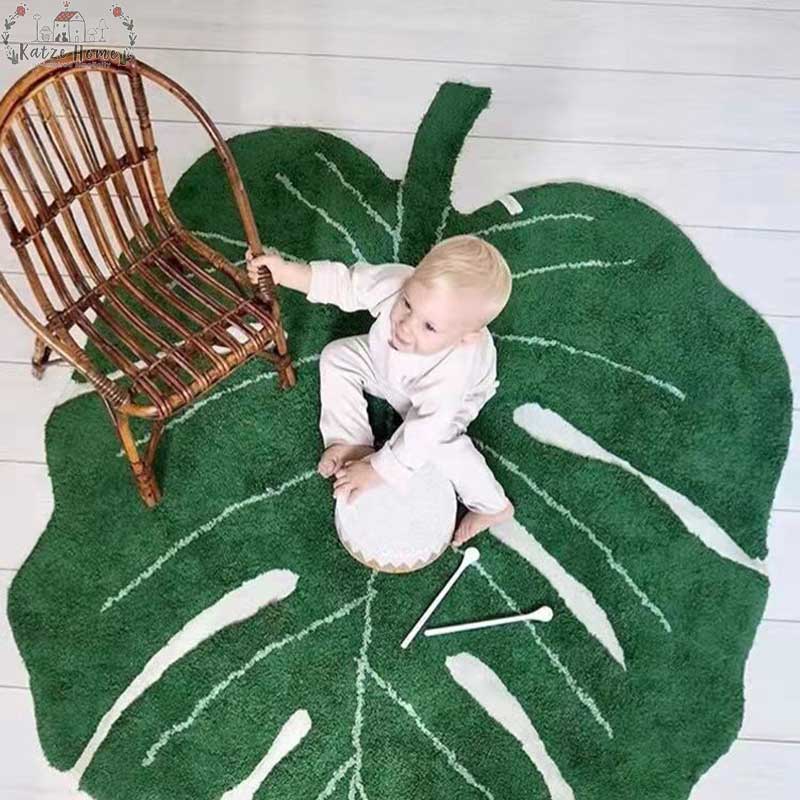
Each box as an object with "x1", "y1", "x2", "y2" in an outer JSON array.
[{"x1": 413, "y1": 234, "x2": 512, "y2": 327}]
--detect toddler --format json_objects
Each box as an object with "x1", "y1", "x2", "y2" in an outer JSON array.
[{"x1": 246, "y1": 234, "x2": 514, "y2": 545}]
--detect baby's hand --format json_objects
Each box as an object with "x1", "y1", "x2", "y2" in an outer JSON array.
[
  {"x1": 245, "y1": 247, "x2": 285, "y2": 287},
  {"x1": 333, "y1": 459, "x2": 384, "y2": 504}
]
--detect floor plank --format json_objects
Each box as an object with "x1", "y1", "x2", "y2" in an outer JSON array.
[
  {"x1": 764, "y1": 512, "x2": 800, "y2": 620},
  {"x1": 4, "y1": 48, "x2": 800, "y2": 153},
  {"x1": 0, "y1": 123, "x2": 798, "y2": 268},
  {"x1": 0, "y1": 367, "x2": 796, "y2": 500},
  {"x1": 0, "y1": 618, "x2": 797, "y2": 791},
  {"x1": 453, "y1": 134, "x2": 800, "y2": 230},
  {"x1": 773, "y1": 414, "x2": 799, "y2": 510},
  {"x1": 0, "y1": 461, "x2": 53, "y2": 570},
  {"x1": 0, "y1": 687, "x2": 87, "y2": 799},
  {"x1": 1, "y1": 482, "x2": 796, "y2": 612},
  {"x1": 3, "y1": 1, "x2": 799, "y2": 76},
  {"x1": 0, "y1": 365, "x2": 72, "y2": 463},
  {"x1": 764, "y1": 317, "x2": 800, "y2": 402},
  {"x1": 686, "y1": 228, "x2": 800, "y2": 317},
  {"x1": 5, "y1": 213, "x2": 800, "y2": 319},
  {"x1": 587, "y1": 0, "x2": 800, "y2": 11},
  {"x1": 4, "y1": 675, "x2": 796, "y2": 800},
  {"x1": 3, "y1": 585, "x2": 796, "y2": 730},
  {"x1": 3, "y1": 273, "x2": 798, "y2": 394},
  {"x1": 690, "y1": 738, "x2": 800, "y2": 799},
  {"x1": 742, "y1": 621, "x2": 800, "y2": 741},
  {"x1": 0, "y1": 571, "x2": 27, "y2": 689},
  {"x1": 0, "y1": 276, "x2": 39, "y2": 364}
]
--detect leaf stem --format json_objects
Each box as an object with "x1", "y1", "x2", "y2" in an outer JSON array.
[{"x1": 399, "y1": 82, "x2": 491, "y2": 263}]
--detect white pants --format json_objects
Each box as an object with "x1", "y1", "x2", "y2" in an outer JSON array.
[{"x1": 318, "y1": 335, "x2": 509, "y2": 514}]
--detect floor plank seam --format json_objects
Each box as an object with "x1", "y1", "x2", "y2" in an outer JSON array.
[
  {"x1": 4, "y1": 41, "x2": 800, "y2": 81},
  {"x1": 561, "y1": 0, "x2": 800, "y2": 14}
]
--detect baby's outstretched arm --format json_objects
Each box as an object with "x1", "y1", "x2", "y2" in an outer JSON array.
[
  {"x1": 247, "y1": 254, "x2": 413, "y2": 316},
  {"x1": 246, "y1": 248, "x2": 311, "y2": 294}
]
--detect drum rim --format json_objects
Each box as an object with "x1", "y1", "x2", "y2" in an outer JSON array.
[{"x1": 338, "y1": 529, "x2": 454, "y2": 574}]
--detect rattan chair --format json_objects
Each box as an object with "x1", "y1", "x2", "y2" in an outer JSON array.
[{"x1": 0, "y1": 52, "x2": 296, "y2": 506}]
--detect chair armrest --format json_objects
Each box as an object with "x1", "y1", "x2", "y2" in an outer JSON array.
[
  {"x1": 0, "y1": 273, "x2": 128, "y2": 406},
  {"x1": 133, "y1": 62, "x2": 278, "y2": 308}
]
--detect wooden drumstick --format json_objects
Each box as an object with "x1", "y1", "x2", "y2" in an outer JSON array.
[
  {"x1": 401, "y1": 547, "x2": 480, "y2": 650},
  {"x1": 423, "y1": 605, "x2": 554, "y2": 638}
]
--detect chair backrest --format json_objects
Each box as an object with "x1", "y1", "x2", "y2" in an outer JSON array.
[{"x1": 0, "y1": 53, "x2": 260, "y2": 368}]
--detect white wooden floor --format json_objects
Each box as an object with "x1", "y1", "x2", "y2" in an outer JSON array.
[{"x1": 0, "y1": 2, "x2": 798, "y2": 797}]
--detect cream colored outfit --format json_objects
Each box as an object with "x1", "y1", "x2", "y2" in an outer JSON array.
[{"x1": 306, "y1": 259, "x2": 509, "y2": 514}]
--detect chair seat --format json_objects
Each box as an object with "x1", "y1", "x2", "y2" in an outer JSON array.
[
  {"x1": 68, "y1": 231, "x2": 281, "y2": 418},
  {"x1": 126, "y1": 300, "x2": 278, "y2": 418}
]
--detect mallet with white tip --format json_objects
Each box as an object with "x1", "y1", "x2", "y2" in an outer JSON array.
[
  {"x1": 424, "y1": 605, "x2": 554, "y2": 638},
  {"x1": 401, "y1": 547, "x2": 480, "y2": 650}
]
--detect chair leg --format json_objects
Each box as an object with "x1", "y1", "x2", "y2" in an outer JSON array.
[
  {"x1": 31, "y1": 336, "x2": 52, "y2": 380},
  {"x1": 114, "y1": 412, "x2": 163, "y2": 507},
  {"x1": 273, "y1": 325, "x2": 296, "y2": 389},
  {"x1": 256, "y1": 327, "x2": 297, "y2": 389}
]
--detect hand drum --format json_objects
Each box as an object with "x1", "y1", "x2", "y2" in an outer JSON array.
[{"x1": 335, "y1": 461, "x2": 457, "y2": 573}]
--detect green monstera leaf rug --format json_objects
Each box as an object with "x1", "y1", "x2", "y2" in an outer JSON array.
[{"x1": 7, "y1": 82, "x2": 794, "y2": 800}]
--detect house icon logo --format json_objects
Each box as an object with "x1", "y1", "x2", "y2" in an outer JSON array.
[
  {"x1": 53, "y1": 5, "x2": 86, "y2": 43},
  {"x1": 3, "y1": 1, "x2": 138, "y2": 63}
]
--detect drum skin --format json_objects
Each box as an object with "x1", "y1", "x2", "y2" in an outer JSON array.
[{"x1": 335, "y1": 462, "x2": 457, "y2": 573}]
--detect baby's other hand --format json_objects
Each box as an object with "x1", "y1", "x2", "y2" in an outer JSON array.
[
  {"x1": 333, "y1": 459, "x2": 384, "y2": 504},
  {"x1": 245, "y1": 247, "x2": 285, "y2": 286}
]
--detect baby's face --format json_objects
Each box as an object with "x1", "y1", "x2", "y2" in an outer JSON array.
[{"x1": 388, "y1": 277, "x2": 487, "y2": 355}]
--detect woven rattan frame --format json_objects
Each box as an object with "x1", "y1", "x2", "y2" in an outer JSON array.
[{"x1": 0, "y1": 52, "x2": 296, "y2": 506}]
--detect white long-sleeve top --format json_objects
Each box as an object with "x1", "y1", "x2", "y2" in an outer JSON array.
[{"x1": 306, "y1": 259, "x2": 500, "y2": 487}]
